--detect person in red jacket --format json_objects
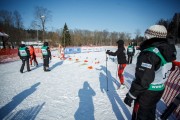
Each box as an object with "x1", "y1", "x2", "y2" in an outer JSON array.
[{"x1": 29, "y1": 45, "x2": 38, "y2": 66}]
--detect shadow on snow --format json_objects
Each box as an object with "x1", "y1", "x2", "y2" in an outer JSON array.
[
  {"x1": 6, "y1": 102, "x2": 45, "y2": 120},
  {"x1": 0, "y1": 82, "x2": 41, "y2": 119},
  {"x1": 98, "y1": 65, "x2": 131, "y2": 120},
  {"x1": 50, "y1": 61, "x2": 64, "y2": 70},
  {"x1": 74, "y1": 81, "x2": 96, "y2": 120}
]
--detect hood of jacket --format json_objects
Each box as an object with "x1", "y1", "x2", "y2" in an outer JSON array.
[{"x1": 139, "y1": 38, "x2": 176, "y2": 62}]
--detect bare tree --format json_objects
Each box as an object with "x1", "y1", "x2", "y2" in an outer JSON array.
[{"x1": 34, "y1": 6, "x2": 52, "y2": 42}]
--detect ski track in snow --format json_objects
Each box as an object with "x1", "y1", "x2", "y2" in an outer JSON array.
[{"x1": 0, "y1": 46, "x2": 179, "y2": 120}]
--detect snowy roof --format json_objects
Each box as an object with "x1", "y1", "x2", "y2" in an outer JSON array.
[{"x1": 0, "y1": 32, "x2": 9, "y2": 37}]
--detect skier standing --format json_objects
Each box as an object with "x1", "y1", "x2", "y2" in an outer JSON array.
[
  {"x1": 124, "y1": 25, "x2": 176, "y2": 120},
  {"x1": 41, "y1": 42, "x2": 51, "y2": 71},
  {"x1": 18, "y1": 44, "x2": 31, "y2": 73},
  {"x1": 127, "y1": 42, "x2": 135, "y2": 64},
  {"x1": 106, "y1": 39, "x2": 127, "y2": 89}
]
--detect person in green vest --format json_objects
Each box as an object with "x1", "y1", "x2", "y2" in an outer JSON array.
[
  {"x1": 18, "y1": 44, "x2": 31, "y2": 73},
  {"x1": 41, "y1": 42, "x2": 51, "y2": 71},
  {"x1": 124, "y1": 25, "x2": 176, "y2": 120},
  {"x1": 127, "y1": 42, "x2": 135, "y2": 64}
]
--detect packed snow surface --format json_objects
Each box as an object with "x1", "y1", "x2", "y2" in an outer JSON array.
[{"x1": 0, "y1": 46, "x2": 179, "y2": 120}]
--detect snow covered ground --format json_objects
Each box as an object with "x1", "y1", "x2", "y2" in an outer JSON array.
[{"x1": 0, "y1": 46, "x2": 179, "y2": 120}]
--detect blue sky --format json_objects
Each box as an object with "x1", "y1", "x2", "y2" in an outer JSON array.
[{"x1": 1, "y1": 0, "x2": 180, "y2": 38}]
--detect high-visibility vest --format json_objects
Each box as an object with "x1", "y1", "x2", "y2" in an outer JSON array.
[
  {"x1": 127, "y1": 46, "x2": 133, "y2": 52},
  {"x1": 19, "y1": 47, "x2": 27, "y2": 56},
  {"x1": 144, "y1": 47, "x2": 172, "y2": 91},
  {"x1": 41, "y1": 46, "x2": 48, "y2": 55}
]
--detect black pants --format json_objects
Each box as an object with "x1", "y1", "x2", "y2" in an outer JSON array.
[
  {"x1": 132, "y1": 90, "x2": 164, "y2": 120},
  {"x1": 127, "y1": 55, "x2": 133, "y2": 64},
  {"x1": 43, "y1": 56, "x2": 49, "y2": 70},
  {"x1": 132, "y1": 102, "x2": 156, "y2": 120},
  {"x1": 20, "y1": 59, "x2": 30, "y2": 72}
]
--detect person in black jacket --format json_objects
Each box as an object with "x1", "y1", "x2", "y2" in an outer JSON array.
[
  {"x1": 41, "y1": 42, "x2": 51, "y2": 71},
  {"x1": 18, "y1": 44, "x2": 31, "y2": 73},
  {"x1": 106, "y1": 40, "x2": 127, "y2": 89},
  {"x1": 127, "y1": 42, "x2": 135, "y2": 64},
  {"x1": 124, "y1": 25, "x2": 176, "y2": 120}
]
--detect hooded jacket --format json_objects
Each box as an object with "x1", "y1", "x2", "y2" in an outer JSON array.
[
  {"x1": 107, "y1": 40, "x2": 127, "y2": 64},
  {"x1": 128, "y1": 38, "x2": 176, "y2": 108}
]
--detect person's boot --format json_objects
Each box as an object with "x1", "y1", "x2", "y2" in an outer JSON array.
[
  {"x1": 43, "y1": 66, "x2": 46, "y2": 71},
  {"x1": 45, "y1": 67, "x2": 50, "y2": 72}
]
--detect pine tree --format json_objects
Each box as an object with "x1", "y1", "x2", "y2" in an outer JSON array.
[{"x1": 62, "y1": 23, "x2": 71, "y2": 47}]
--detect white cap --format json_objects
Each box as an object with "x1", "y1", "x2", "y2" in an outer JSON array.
[{"x1": 144, "y1": 25, "x2": 167, "y2": 39}]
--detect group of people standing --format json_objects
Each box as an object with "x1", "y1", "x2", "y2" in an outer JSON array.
[
  {"x1": 17, "y1": 24, "x2": 178, "y2": 119},
  {"x1": 18, "y1": 42, "x2": 51, "y2": 73}
]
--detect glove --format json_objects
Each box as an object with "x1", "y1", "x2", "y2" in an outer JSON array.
[
  {"x1": 106, "y1": 50, "x2": 110, "y2": 54},
  {"x1": 124, "y1": 93, "x2": 134, "y2": 107}
]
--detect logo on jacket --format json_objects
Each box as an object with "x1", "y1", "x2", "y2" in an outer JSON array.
[{"x1": 141, "y1": 62, "x2": 152, "y2": 69}]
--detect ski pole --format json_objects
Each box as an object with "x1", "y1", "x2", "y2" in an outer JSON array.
[
  {"x1": 106, "y1": 50, "x2": 108, "y2": 91},
  {"x1": 116, "y1": 62, "x2": 118, "y2": 80}
]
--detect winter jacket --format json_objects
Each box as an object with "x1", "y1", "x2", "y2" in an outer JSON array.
[
  {"x1": 18, "y1": 44, "x2": 30, "y2": 60},
  {"x1": 41, "y1": 42, "x2": 51, "y2": 59},
  {"x1": 107, "y1": 40, "x2": 127, "y2": 64},
  {"x1": 128, "y1": 38, "x2": 176, "y2": 108},
  {"x1": 29, "y1": 46, "x2": 36, "y2": 56}
]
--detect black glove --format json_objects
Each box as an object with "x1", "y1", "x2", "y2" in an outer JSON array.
[
  {"x1": 106, "y1": 50, "x2": 110, "y2": 54},
  {"x1": 124, "y1": 93, "x2": 134, "y2": 107}
]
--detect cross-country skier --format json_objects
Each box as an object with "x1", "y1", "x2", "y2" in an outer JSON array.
[
  {"x1": 18, "y1": 44, "x2": 31, "y2": 73},
  {"x1": 41, "y1": 42, "x2": 51, "y2": 71},
  {"x1": 106, "y1": 39, "x2": 127, "y2": 89},
  {"x1": 124, "y1": 25, "x2": 176, "y2": 120}
]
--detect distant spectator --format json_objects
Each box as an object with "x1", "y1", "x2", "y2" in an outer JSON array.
[{"x1": 127, "y1": 42, "x2": 135, "y2": 64}]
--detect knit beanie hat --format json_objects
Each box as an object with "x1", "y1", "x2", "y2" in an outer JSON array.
[{"x1": 144, "y1": 25, "x2": 167, "y2": 39}]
